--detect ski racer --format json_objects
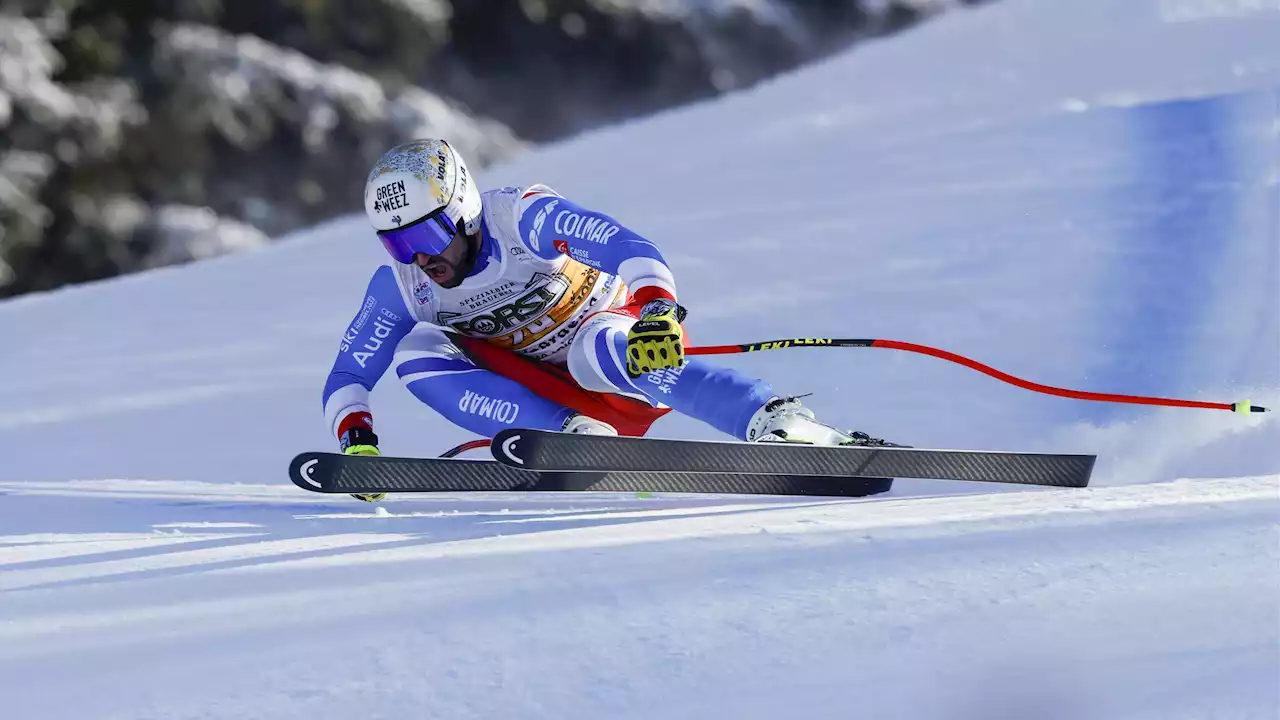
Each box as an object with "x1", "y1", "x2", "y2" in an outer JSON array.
[{"x1": 323, "y1": 139, "x2": 889, "y2": 500}]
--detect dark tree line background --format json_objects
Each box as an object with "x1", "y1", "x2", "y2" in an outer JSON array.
[{"x1": 0, "y1": 0, "x2": 990, "y2": 298}]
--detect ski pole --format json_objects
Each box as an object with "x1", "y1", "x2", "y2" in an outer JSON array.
[
  {"x1": 687, "y1": 337, "x2": 1268, "y2": 415},
  {"x1": 439, "y1": 438, "x2": 492, "y2": 458}
]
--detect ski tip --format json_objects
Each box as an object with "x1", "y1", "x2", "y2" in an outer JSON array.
[
  {"x1": 489, "y1": 428, "x2": 532, "y2": 468},
  {"x1": 288, "y1": 451, "x2": 328, "y2": 492},
  {"x1": 1233, "y1": 401, "x2": 1268, "y2": 415}
]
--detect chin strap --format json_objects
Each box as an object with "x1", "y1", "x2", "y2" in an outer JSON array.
[{"x1": 456, "y1": 230, "x2": 486, "y2": 278}]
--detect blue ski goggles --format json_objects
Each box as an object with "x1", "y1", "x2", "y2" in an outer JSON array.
[{"x1": 377, "y1": 210, "x2": 460, "y2": 264}]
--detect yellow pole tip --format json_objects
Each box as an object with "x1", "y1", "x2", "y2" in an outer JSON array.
[{"x1": 1232, "y1": 400, "x2": 1253, "y2": 415}]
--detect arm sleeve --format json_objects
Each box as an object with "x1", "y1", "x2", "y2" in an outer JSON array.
[
  {"x1": 518, "y1": 191, "x2": 678, "y2": 304},
  {"x1": 321, "y1": 266, "x2": 414, "y2": 438}
]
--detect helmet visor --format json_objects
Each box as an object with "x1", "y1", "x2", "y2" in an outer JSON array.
[{"x1": 377, "y1": 211, "x2": 459, "y2": 264}]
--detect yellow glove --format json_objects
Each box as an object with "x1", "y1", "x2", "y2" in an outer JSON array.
[
  {"x1": 341, "y1": 426, "x2": 385, "y2": 502},
  {"x1": 626, "y1": 299, "x2": 688, "y2": 377}
]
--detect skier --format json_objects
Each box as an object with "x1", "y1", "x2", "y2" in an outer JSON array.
[{"x1": 323, "y1": 139, "x2": 888, "y2": 500}]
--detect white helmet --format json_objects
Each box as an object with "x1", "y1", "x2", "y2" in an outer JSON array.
[{"x1": 363, "y1": 139, "x2": 483, "y2": 263}]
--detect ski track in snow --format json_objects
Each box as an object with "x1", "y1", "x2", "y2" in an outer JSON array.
[
  {"x1": 1, "y1": 475, "x2": 1270, "y2": 592},
  {"x1": 0, "y1": 475, "x2": 1276, "y2": 719},
  {"x1": 1, "y1": 0, "x2": 1278, "y2": 716}
]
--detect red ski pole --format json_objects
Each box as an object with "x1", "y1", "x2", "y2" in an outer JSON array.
[{"x1": 687, "y1": 337, "x2": 1268, "y2": 415}]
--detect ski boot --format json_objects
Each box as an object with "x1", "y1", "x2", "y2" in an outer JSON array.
[
  {"x1": 341, "y1": 426, "x2": 386, "y2": 502},
  {"x1": 562, "y1": 413, "x2": 619, "y2": 436},
  {"x1": 745, "y1": 396, "x2": 900, "y2": 447}
]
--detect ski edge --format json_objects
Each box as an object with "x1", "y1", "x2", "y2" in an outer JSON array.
[
  {"x1": 488, "y1": 429, "x2": 1096, "y2": 488},
  {"x1": 287, "y1": 452, "x2": 895, "y2": 498},
  {"x1": 492, "y1": 428, "x2": 1097, "y2": 461}
]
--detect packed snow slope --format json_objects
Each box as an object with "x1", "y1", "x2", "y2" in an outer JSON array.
[
  {"x1": 1, "y1": 0, "x2": 1278, "y2": 718},
  {"x1": 0, "y1": 3, "x2": 1276, "y2": 484}
]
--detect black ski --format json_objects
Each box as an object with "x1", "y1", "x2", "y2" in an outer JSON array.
[
  {"x1": 289, "y1": 451, "x2": 894, "y2": 498},
  {"x1": 490, "y1": 429, "x2": 1094, "y2": 488}
]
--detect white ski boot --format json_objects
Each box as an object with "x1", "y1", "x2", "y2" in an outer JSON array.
[
  {"x1": 745, "y1": 396, "x2": 893, "y2": 446},
  {"x1": 562, "y1": 413, "x2": 618, "y2": 436}
]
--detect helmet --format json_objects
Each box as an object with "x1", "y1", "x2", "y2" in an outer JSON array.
[{"x1": 363, "y1": 139, "x2": 483, "y2": 263}]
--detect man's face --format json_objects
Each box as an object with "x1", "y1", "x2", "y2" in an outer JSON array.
[{"x1": 414, "y1": 230, "x2": 471, "y2": 289}]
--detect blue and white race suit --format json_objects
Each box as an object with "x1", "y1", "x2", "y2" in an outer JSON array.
[{"x1": 323, "y1": 185, "x2": 774, "y2": 442}]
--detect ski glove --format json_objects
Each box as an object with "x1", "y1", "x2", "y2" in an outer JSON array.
[
  {"x1": 626, "y1": 299, "x2": 688, "y2": 377},
  {"x1": 340, "y1": 426, "x2": 385, "y2": 502}
]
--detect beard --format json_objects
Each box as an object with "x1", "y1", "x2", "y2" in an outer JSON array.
[
  {"x1": 423, "y1": 232, "x2": 479, "y2": 289},
  {"x1": 432, "y1": 259, "x2": 466, "y2": 289}
]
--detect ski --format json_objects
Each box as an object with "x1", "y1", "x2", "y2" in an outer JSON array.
[
  {"x1": 490, "y1": 429, "x2": 1095, "y2": 488},
  {"x1": 289, "y1": 451, "x2": 894, "y2": 498}
]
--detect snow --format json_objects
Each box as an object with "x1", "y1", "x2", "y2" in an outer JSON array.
[
  {"x1": 1, "y1": 476, "x2": 1276, "y2": 718},
  {"x1": 1, "y1": 0, "x2": 1278, "y2": 717}
]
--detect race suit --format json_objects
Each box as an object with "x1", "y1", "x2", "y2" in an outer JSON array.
[{"x1": 322, "y1": 184, "x2": 774, "y2": 444}]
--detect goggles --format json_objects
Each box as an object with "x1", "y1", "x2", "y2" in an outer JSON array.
[{"x1": 377, "y1": 209, "x2": 460, "y2": 264}]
